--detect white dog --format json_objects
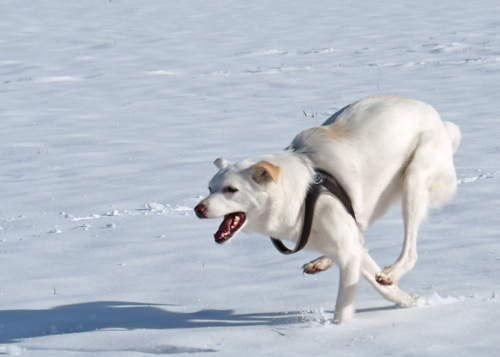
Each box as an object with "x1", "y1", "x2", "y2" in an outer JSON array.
[{"x1": 195, "y1": 96, "x2": 460, "y2": 323}]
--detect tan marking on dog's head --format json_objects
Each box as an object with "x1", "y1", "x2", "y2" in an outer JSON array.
[
  {"x1": 322, "y1": 120, "x2": 349, "y2": 142},
  {"x1": 251, "y1": 161, "x2": 280, "y2": 184}
]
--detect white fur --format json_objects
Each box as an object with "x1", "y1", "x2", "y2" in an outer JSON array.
[{"x1": 195, "y1": 96, "x2": 460, "y2": 323}]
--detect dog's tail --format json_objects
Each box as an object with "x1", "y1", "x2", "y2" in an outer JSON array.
[{"x1": 443, "y1": 121, "x2": 461, "y2": 154}]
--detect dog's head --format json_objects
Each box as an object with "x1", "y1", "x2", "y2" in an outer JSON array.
[{"x1": 194, "y1": 157, "x2": 281, "y2": 244}]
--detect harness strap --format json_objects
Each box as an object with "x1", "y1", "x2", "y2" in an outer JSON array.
[{"x1": 270, "y1": 169, "x2": 356, "y2": 255}]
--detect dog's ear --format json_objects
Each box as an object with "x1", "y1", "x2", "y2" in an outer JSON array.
[
  {"x1": 214, "y1": 157, "x2": 232, "y2": 169},
  {"x1": 251, "y1": 161, "x2": 280, "y2": 184}
]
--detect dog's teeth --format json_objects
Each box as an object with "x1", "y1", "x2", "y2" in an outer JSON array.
[{"x1": 230, "y1": 216, "x2": 241, "y2": 230}]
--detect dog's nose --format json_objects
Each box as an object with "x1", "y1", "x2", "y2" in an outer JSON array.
[{"x1": 194, "y1": 203, "x2": 207, "y2": 218}]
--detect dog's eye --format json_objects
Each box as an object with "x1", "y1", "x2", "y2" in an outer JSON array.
[{"x1": 223, "y1": 186, "x2": 238, "y2": 194}]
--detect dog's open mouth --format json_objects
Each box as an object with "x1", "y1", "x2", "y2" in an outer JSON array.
[{"x1": 214, "y1": 212, "x2": 246, "y2": 244}]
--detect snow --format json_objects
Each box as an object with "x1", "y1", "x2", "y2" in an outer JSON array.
[{"x1": 1, "y1": 0, "x2": 499, "y2": 355}]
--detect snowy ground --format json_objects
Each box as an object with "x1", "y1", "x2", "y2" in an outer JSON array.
[{"x1": 1, "y1": 0, "x2": 499, "y2": 355}]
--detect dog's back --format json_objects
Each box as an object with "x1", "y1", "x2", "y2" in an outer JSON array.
[{"x1": 291, "y1": 96, "x2": 459, "y2": 230}]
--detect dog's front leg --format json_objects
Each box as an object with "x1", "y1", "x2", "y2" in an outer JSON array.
[
  {"x1": 303, "y1": 255, "x2": 334, "y2": 274},
  {"x1": 333, "y1": 252, "x2": 362, "y2": 323},
  {"x1": 312, "y1": 196, "x2": 363, "y2": 323}
]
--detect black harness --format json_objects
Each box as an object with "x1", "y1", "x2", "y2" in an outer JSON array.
[{"x1": 270, "y1": 169, "x2": 356, "y2": 255}]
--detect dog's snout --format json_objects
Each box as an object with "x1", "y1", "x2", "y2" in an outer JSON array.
[{"x1": 195, "y1": 203, "x2": 207, "y2": 218}]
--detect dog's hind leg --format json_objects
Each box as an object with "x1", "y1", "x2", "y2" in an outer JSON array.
[
  {"x1": 375, "y1": 145, "x2": 430, "y2": 286},
  {"x1": 302, "y1": 256, "x2": 334, "y2": 274},
  {"x1": 375, "y1": 133, "x2": 455, "y2": 286},
  {"x1": 362, "y1": 251, "x2": 417, "y2": 307}
]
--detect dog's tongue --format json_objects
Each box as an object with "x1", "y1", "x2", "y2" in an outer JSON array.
[{"x1": 214, "y1": 215, "x2": 233, "y2": 242}]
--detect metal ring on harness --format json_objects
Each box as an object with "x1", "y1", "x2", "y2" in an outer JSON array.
[{"x1": 270, "y1": 169, "x2": 356, "y2": 255}]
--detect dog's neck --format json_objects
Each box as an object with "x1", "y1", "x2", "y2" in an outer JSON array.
[{"x1": 244, "y1": 149, "x2": 315, "y2": 243}]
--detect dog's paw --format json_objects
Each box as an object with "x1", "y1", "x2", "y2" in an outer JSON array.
[
  {"x1": 303, "y1": 256, "x2": 334, "y2": 275},
  {"x1": 375, "y1": 271, "x2": 393, "y2": 286},
  {"x1": 333, "y1": 309, "x2": 353, "y2": 324}
]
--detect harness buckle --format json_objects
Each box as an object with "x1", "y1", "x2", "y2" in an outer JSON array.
[{"x1": 312, "y1": 172, "x2": 323, "y2": 185}]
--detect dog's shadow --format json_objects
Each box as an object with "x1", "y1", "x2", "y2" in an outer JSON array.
[
  {"x1": 0, "y1": 301, "x2": 397, "y2": 344},
  {"x1": 0, "y1": 301, "x2": 298, "y2": 344}
]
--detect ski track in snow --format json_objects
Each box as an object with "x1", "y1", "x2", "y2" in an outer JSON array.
[
  {"x1": 62, "y1": 202, "x2": 193, "y2": 222},
  {"x1": 1, "y1": 203, "x2": 195, "y2": 235}
]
